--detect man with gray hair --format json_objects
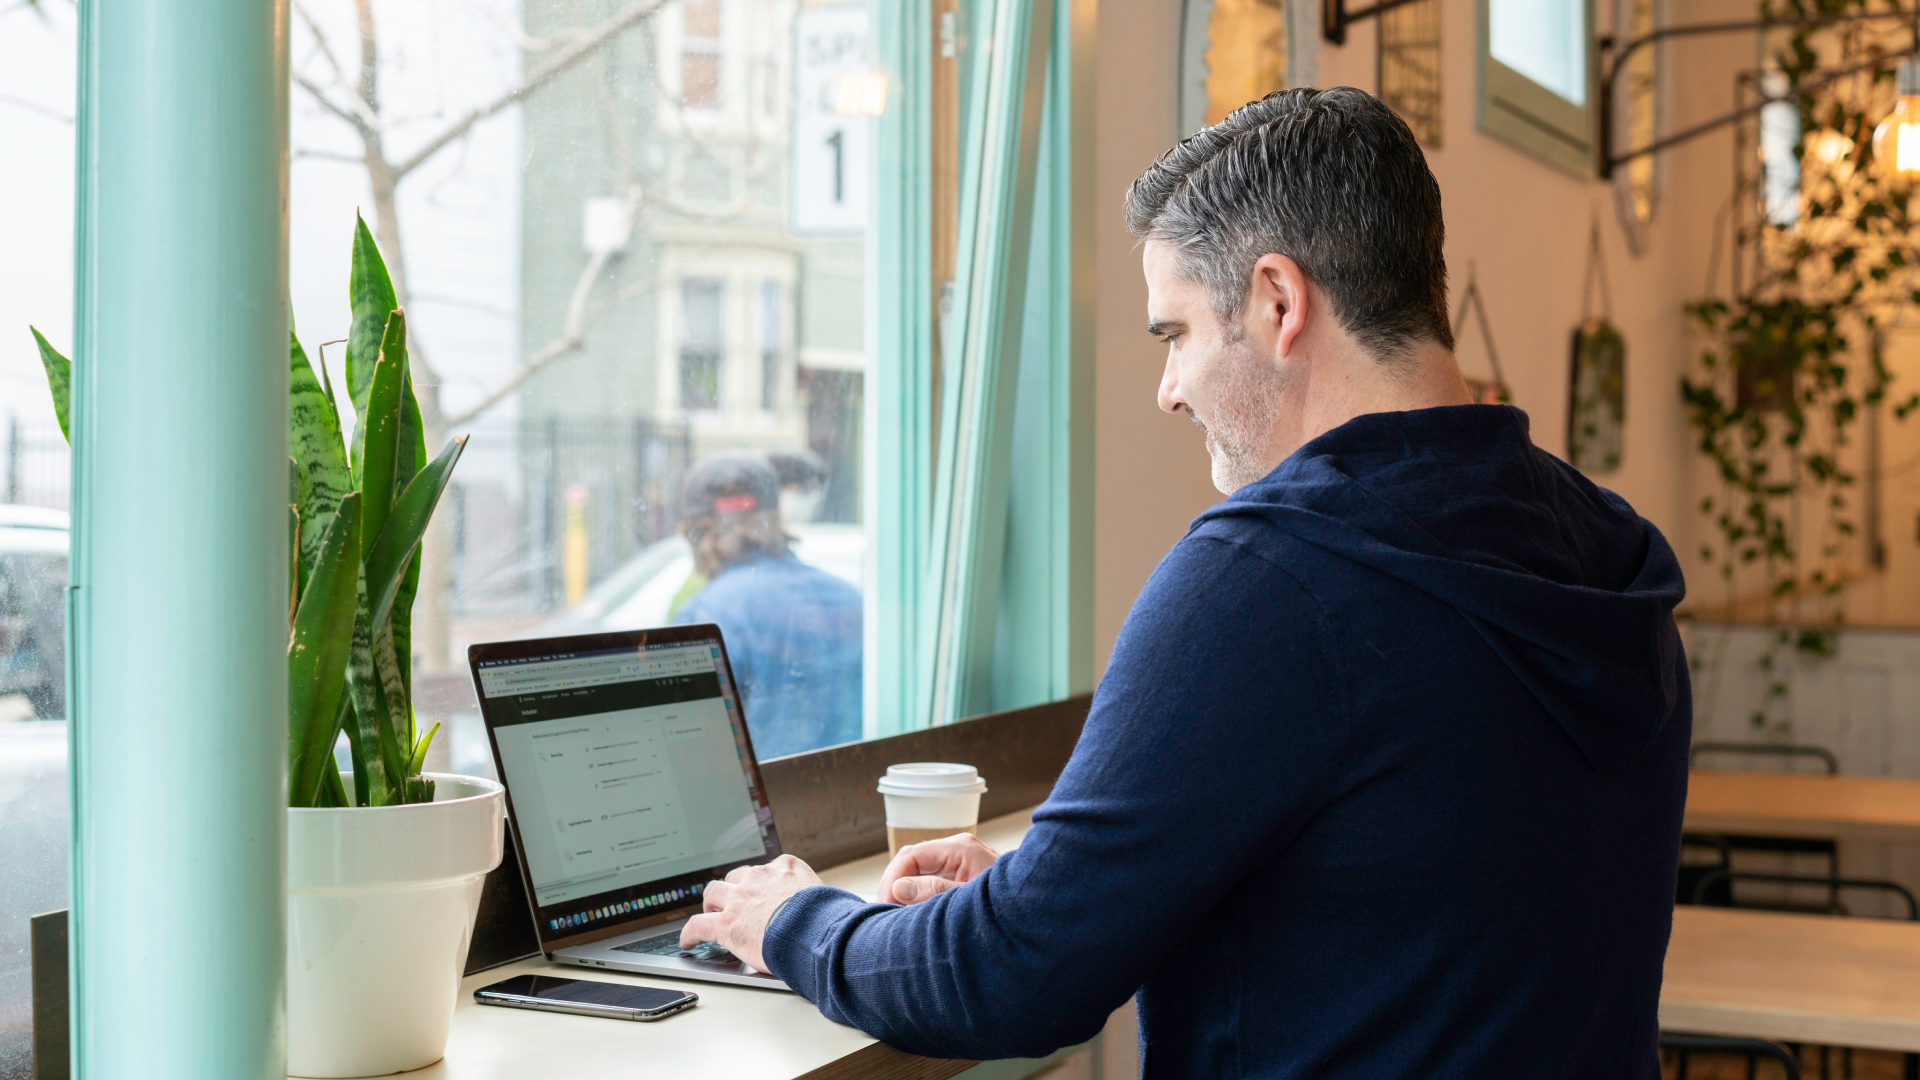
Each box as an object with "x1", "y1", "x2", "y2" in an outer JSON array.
[{"x1": 681, "y1": 88, "x2": 1689, "y2": 1077}]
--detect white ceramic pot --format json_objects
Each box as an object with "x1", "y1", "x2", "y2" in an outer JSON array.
[{"x1": 287, "y1": 773, "x2": 505, "y2": 1078}]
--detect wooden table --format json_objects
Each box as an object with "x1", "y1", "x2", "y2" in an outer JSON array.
[
  {"x1": 1686, "y1": 770, "x2": 1920, "y2": 843},
  {"x1": 1663, "y1": 906, "x2": 1920, "y2": 1051},
  {"x1": 374, "y1": 810, "x2": 1041, "y2": 1080},
  {"x1": 376, "y1": 787, "x2": 1920, "y2": 1075}
]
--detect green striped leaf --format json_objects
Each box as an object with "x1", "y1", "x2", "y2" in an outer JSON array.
[
  {"x1": 348, "y1": 434, "x2": 466, "y2": 806},
  {"x1": 289, "y1": 458, "x2": 302, "y2": 625},
  {"x1": 365, "y1": 434, "x2": 466, "y2": 636},
  {"x1": 357, "y1": 313, "x2": 407, "y2": 563},
  {"x1": 289, "y1": 493, "x2": 362, "y2": 807},
  {"x1": 343, "y1": 213, "x2": 398, "y2": 429},
  {"x1": 30, "y1": 327, "x2": 70, "y2": 444},
  {"x1": 391, "y1": 370, "x2": 427, "y2": 704},
  {"x1": 346, "y1": 614, "x2": 397, "y2": 807},
  {"x1": 291, "y1": 327, "x2": 352, "y2": 597}
]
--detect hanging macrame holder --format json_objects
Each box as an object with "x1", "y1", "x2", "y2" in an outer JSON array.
[
  {"x1": 1453, "y1": 262, "x2": 1511, "y2": 404},
  {"x1": 1567, "y1": 214, "x2": 1627, "y2": 472}
]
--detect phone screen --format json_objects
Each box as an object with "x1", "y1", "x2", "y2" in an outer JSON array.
[{"x1": 478, "y1": 975, "x2": 695, "y2": 1014}]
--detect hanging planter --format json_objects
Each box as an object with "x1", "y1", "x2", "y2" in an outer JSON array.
[
  {"x1": 1568, "y1": 217, "x2": 1626, "y2": 473},
  {"x1": 1451, "y1": 262, "x2": 1512, "y2": 405}
]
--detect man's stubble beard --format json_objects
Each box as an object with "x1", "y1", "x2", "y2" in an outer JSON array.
[{"x1": 1189, "y1": 335, "x2": 1289, "y2": 494}]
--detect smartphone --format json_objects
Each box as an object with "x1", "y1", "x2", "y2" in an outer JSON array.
[{"x1": 475, "y1": 974, "x2": 698, "y2": 1022}]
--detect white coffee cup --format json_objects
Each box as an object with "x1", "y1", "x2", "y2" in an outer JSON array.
[{"x1": 878, "y1": 763, "x2": 988, "y2": 856}]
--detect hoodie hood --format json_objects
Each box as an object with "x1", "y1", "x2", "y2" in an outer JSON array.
[{"x1": 1194, "y1": 405, "x2": 1686, "y2": 772}]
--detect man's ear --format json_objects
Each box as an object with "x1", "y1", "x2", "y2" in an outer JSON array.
[{"x1": 1248, "y1": 253, "x2": 1311, "y2": 359}]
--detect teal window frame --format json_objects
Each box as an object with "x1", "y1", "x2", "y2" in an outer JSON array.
[
  {"x1": 870, "y1": 0, "x2": 1093, "y2": 735},
  {"x1": 1476, "y1": 0, "x2": 1599, "y2": 178}
]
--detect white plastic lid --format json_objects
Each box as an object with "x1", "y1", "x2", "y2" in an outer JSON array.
[{"x1": 876, "y1": 762, "x2": 988, "y2": 797}]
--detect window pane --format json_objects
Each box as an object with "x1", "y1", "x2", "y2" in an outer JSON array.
[
  {"x1": 1489, "y1": 0, "x2": 1586, "y2": 105},
  {"x1": 680, "y1": 278, "x2": 726, "y2": 411},
  {"x1": 760, "y1": 281, "x2": 783, "y2": 412},
  {"x1": 289, "y1": 0, "x2": 874, "y2": 764},
  {"x1": 0, "y1": 4, "x2": 76, "y2": 1072}
]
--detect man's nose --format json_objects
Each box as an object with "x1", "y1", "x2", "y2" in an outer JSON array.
[{"x1": 1157, "y1": 355, "x2": 1185, "y2": 415}]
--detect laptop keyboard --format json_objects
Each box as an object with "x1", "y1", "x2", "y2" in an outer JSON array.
[{"x1": 615, "y1": 935, "x2": 737, "y2": 963}]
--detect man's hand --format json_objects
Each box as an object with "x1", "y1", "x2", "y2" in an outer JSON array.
[
  {"x1": 875, "y1": 833, "x2": 1000, "y2": 905},
  {"x1": 680, "y1": 854, "x2": 823, "y2": 972}
]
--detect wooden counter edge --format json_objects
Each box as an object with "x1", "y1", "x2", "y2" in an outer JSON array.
[
  {"x1": 1682, "y1": 813, "x2": 1920, "y2": 844},
  {"x1": 1661, "y1": 999, "x2": 1920, "y2": 1054}
]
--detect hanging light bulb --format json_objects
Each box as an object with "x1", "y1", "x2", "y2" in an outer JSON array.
[{"x1": 1874, "y1": 57, "x2": 1920, "y2": 179}]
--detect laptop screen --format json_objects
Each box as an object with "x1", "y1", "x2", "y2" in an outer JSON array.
[{"x1": 473, "y1": 629, "x2": 780, "y2": 941}]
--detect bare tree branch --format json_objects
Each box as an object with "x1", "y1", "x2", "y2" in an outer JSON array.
[
  {"x1": 294, "y1": 73, "x2": 377, "y2": 133},
  {"x1": 0, "y1": 91, "x2": 70, "y2": 124},
  {"x1": 445, "y1": 189, "x2": 647, "y2": 427},
  {"x1": 355, "y1": 0, "x2": 379, "y2": 117},
  {"x1": 292, "y1": 0, "x2": 350, "y2": 89},
  {"x1": 294, "y1": 148, "x2": 367, "y2": 164},
  {"x1": 462, "y1": 0, "x2": 589, "y2": 55},
  {"x1": 392, "y1": 0, "x2": 668, "y2": 180}
]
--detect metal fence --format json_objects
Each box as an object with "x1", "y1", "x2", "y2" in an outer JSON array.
[
  {"x1": 518, "y1": 414, "x2": 695, "y2": 612},
  {"x1": 0, "y1": 412, "x2": 699, "y2": 623},
  {"x1": 2, "y1": 417, "x2": 68, "y2": 512},
  {"x1": 442, "y1": 415, "x2": 694, "y2": 619}
]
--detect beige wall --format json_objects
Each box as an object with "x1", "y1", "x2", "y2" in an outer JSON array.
[
  {"x1": 1091, "y1": 0, "x2": 1224, "y2": 675},
  {"x1": 1090, "y1": 0, "x2": 1765, "y2": 675}
]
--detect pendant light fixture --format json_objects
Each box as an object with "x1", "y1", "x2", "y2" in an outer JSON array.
[{"x1": 1874, "y1": 57, "x2": 1920, "y2": 179}]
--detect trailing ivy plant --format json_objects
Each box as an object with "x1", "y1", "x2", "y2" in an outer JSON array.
[
  {"x1": 1682, "y1": 0, "x2": 1920, "y2": 731},
  {"x1": 31, "y1": 216, "x2": 464, "y2": 807}
]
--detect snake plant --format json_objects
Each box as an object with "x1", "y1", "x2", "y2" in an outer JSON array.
[{"x1": 32, "y1": 214, "x2": 464, "y2": 808}]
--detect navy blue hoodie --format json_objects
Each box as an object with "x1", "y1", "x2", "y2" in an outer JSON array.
[{"x1": 763, "y1": 406, "x2": 1690, "y2": 1078}]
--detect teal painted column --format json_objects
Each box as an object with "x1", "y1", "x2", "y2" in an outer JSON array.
[{"x1": 69, "y1": 0, "x2": 290, "y2": 1077}]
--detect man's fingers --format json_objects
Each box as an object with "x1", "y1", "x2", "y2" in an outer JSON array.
[
  {"x1": 890, "y1": 874, "x2": 960, "y2": 905},
  {"x1": 725, "y1": 864, "x2": 755, "y2": 884},
  {"x1": 702, "y1": 880, "x2": 730, "y2": 911},
  {"x1": 679, "y1": 912, "x2": 722, "y2": 949},
  {"x1": 876, "y1": 846, "x2": 928, "y2": 904}
]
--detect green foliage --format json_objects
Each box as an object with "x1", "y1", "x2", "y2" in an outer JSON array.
[
  {"x1": 1682, "y1": 1, "x2": 1920, "y2": 732},
  {"x1": 29, "y1": 328, "x2": 69, "y2": 442},
  {"x1": 313, "y1": 222, "x2": 467, "y2": 809},
  {"x1": 27, "y1": 216, "x2": 465, "y2": 808},
  {"x1": 289, "y1": 493, "x2": 363, "y2": 806}
]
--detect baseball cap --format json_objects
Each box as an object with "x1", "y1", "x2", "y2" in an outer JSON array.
[{"x1": 680, "y1": 452, "x2": 782, "y2": 520}]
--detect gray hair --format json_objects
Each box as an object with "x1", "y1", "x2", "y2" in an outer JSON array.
[{"x1": 1125, "y1": 87, "x2": 1453, "y2": 362}]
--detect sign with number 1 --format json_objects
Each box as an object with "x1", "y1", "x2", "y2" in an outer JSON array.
[{"x1": 790, "y1": 4, "x2": 871, "y2": 236}]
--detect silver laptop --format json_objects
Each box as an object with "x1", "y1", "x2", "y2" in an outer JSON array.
[{"x1": 469, "y1": 624, "x2": 792, "y2": 991}]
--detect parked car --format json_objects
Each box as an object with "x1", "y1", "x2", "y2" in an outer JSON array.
[
  {"x1": 0, "y1": 505, "x2": 67, "y2": 721},
  {"x1": 531, "y1": 522, "x2": 864, "y2": 638},
  {"x1": 0, "y1": 505, "x2": 67, "y2": 1071}
]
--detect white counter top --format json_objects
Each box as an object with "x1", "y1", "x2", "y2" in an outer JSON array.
[{"x1": 375, "y1": 809, "x2": 1036, "y2": 1080}]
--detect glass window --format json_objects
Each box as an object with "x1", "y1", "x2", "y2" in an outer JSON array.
[
  {"x1": 679, "y1": 279, "x2": 726, "y2": 412},
  {"x1": 0, "y1": 0, "x2": 1086, "y2": 1053},
  {"x1": 1489, "y1": 0, "x2": 1585, "y2": 106},
  {"x1": 1478, "y1": 0, "x2": 1596, "y2": 177},
  {"x1": 1759, "y1": 71, "x2": 1801, "y2": 228},
  {"x1": 682, "y1": 0, "x2": 724, "y2": 112},
  {"x1": 0, "y1": 3, "x2": 75, "y2": 1072},
  {"x1": 282, "y1": 0, "x2": 881, "y2": 770},
  {"x1": 760, "y1": 281, "x2": 784, "y2": 412}
]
